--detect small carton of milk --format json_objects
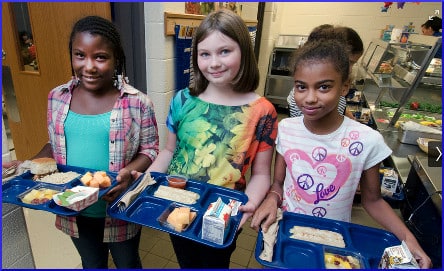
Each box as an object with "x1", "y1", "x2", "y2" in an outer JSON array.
[
  {"x1": 378, "y1": 241, "x2": 419, "y2": 269},
  {"x1": 201, "y1": 197, "x2": 240, "y2": 245},
  {"x1": 381, "y1": 168, "x2": 399, "y2": 194}
]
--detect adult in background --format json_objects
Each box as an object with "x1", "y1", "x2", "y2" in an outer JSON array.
[{"x1": 421, "y1": 16, "x2": 442, "y2": 59}]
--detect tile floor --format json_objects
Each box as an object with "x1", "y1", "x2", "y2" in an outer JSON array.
[
  {"x1": 115, "y1": 220, "x2": 264, "y2": 269},
  {"x1": 3, "y1": 110, "x2": 401, "y2": 269}
]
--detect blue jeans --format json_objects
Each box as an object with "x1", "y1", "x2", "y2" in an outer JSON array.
[
  {"x1": 170, "y1": 228, "x2": 242, "y2": 268},
  {"x1": 70, "y1": 216, "x2": 142, "y2": 269}
]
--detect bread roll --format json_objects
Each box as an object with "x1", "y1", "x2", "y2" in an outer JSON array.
[{"x1": 30, "y1": 158, "x2": 57, "y2": 178}]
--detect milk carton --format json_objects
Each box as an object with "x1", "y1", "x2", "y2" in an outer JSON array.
[
  {"x1": 201, "y1": 197, "x2": 239, "y2": 245},
  {"x1": 379, "y1": 241, "x2": 419, "y2": 269},
  {"x1": 381, "y1": 168, "x2": 399, "y2": 194}
]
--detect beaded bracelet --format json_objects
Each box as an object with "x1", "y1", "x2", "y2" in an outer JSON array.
[{"x1": 268, "y1": 190, "x2": 282, "y2": 205}]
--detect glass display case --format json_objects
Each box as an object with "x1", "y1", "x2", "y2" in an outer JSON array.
[
  {"x1": 358, "y1": 34, "x2": 442, "y2": 129},
  {"x1": 357, "y1": 37, "x2": 442, "y2": 268},
  {"x1": 264, "y1": 35, "x2": 307, "y2": 107}
]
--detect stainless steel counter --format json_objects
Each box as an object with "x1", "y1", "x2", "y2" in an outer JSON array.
[
  {"x1": 361, "y1": 80, "x2": 442, "y2": 211},
  {"x1": 408, "y1": 155, "x2": 442, "y2": 214},
  {"x1": 374, "y1": 111, "x2": 442, "y2": 213},
  {"x1": 370, "y1": 111, "x2": 427, "y2": 183}
]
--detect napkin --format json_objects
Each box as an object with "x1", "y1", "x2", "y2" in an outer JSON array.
[
  {"x1": 259, "y1": 208, "x2": 283, "y2": 262},
  {"x1": 117, "y1": 172, "x2": 156, "y2": 209}
]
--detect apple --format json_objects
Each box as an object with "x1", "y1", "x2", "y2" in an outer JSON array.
[{"x1": 410, "y1": 102, "x2": 420, "y2": 110}]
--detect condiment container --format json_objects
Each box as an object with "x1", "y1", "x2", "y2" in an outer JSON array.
[{"x1": 167, "y1": 175, "x2": 187, "y2": 189}]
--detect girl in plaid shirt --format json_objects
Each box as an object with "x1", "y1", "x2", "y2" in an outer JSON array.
[{"x1": 3, "y1": 16, "x2": 159, "y2": 268}]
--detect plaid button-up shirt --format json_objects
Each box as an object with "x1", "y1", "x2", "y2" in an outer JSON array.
[{"x1": 48, "y1": 79, "x2": 159, "y2": 242}]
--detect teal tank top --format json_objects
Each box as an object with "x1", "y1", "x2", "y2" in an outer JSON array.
[{"x1": 65, "y1": 110, "x2": 111, "y2": 217}]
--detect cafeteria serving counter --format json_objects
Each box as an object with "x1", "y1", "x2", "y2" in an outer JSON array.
[{"x1": 361, "y1": 79, "x2": 442, "y2": 268}]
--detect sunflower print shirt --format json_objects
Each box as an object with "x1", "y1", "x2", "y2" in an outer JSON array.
[{"x1": 166, "y1": 88, "x2": 277, "y2": 191}]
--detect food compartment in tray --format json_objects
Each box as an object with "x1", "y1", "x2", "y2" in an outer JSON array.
[
  {"x1": 118, "y1": 196, "x2": 167, "y2": 221},
  {"x1": 148, "y1": 179, "x2": 205, "y2": 206},
  {"x1": 18, "y1": 164, "x2": 87, "y2": 182},
  {"x1": 67, "y1": 172, "x2": 118, "y2": 197},
  {"x1": 348, "y1": 224, "x2": 400, "y2": 259},
  {"x1": 2, "y1": 179, "x2": 37, "y2": 202},
  {"x1": 255, "y1": 212, "x2": 402, "y2": 269},
  {"x1": 197, "y1": 186, "x2": 248, "y2": 209},
  {"x1": 33, "y1": 171, "x2": 82, "y2": 185},
  {"x1": 154, "y1": 176, "x2": 205, "y2": 195},
  {"x1": 157, "y1": 202, "x2": 198, "y2": 233},
  {"x1": 107, "y1": 172, "x2": 249, "y2": 249},
  {"x1": 17, "y1": 183, "x2": 63, "y2": 205},
  {"x1": 16, "y1": 164, "x2": 118, "y2": 191},
  {"x1": 279, "y1": 213, "x2": 351, "y2": 249},
  {"x1": 263, "y1": 235, "x2": 324, "y2": 269},
  {"x1": 323, "y1": 247, "x2": 366, "y2": 269}
]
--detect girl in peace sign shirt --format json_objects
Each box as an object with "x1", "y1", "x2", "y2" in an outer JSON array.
[{"x1": 251, "y1": 39, "x2": 431, "y2": 268}]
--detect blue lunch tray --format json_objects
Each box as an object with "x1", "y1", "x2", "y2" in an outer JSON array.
[
  {"x1": 107, "y1": 171, "x2": 248, "y2": 249},
  {"x1": 255, "y1": 212, "x2": 401, "y2": 269},
  {"x1": 2, "y1": 164, "x2": 118, "y2": 216}
]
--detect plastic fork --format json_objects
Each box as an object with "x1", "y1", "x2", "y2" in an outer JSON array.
[
  {"x1": 2, "y1": 164, "x2": 17, "y2": 178},
  {"x1": 116, "y1": 173, "x2": 156, "y2": 213},
  {"x1": 117, "y1": 201, "x2": 127, "y2": 213}
]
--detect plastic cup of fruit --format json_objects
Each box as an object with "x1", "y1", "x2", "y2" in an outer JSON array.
[{"x1": 167, "y1": 175, "x2": 187, "y2": 189}]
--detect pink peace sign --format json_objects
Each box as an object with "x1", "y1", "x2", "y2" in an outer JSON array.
[
  {"x1": 317, "y1": 165, "x2": 327, "y2": 177},
  {"x1": 349, "y1": 130, "x2": 360, "y2": 140},
  {"x1": 336, "y1": 154, "x2": 347, "y2": 163}
]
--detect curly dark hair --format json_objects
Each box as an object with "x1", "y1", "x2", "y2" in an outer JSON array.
[
  {"x1": 291, "y1": 39, "x2": 350, "y2": 84},
  {"x1": 308, "y1": 25, "x2": 363, "y2": 56}
]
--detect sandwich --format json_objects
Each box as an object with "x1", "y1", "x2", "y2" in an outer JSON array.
[{"x1": 30, "y1": 158, "x2": 58, "y2": 180}]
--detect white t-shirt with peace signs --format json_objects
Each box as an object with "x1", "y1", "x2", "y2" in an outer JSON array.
[{"x1": 276, "y1": 116, "x2": 391, "y2": 222}]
